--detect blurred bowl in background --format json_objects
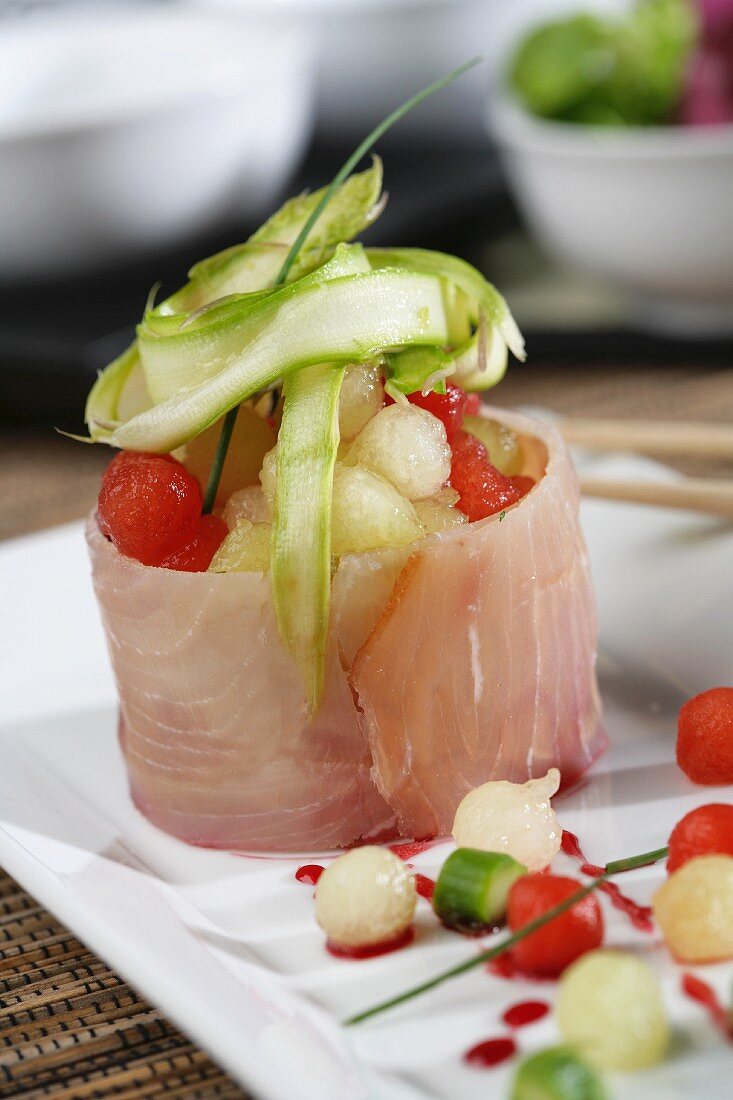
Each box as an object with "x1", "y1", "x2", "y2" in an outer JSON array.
[
  {"x1": 0, "y1": 5, "x2": 315, "y2": 281},
  {"x1": 488, "y1": 94, "x2": 733, "y2": 334},
  {"x1": 202, "y1": 0, "x2": 573, "y2": 143}
]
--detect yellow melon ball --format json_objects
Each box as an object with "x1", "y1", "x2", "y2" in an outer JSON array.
[
  {"x1": 653, "y1": 855, "x2": 733, "y2": 963},
  {"x1": 557, "y1": 950, "x2": 669, "y2": 1071}
]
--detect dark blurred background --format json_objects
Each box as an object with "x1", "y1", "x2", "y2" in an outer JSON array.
[{"x1": 1, "y1": 0, "x2": 732, "y2": 538}]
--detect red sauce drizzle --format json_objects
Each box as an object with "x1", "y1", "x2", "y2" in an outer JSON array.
[
  {"x1": 389, "y1": 838, "x2": 440, "y2": 861},
  {"x1": 560, "y1": 830, "x2": 584, "y2": 860},
  {"x1": 487, "y1": 952, "x2": 549, "y2": 983},
  {"x1": 682, "y1": 973, "x2": 733, "y2": 1041},
  {"x1": 502, "y1": 1000, "x2": 550, "y2": 1028},
  {"x1": 561, "y1": 831, "x2": 654, "y2": 933},
  {"x1": 326, "y1": 925, "x2": 415, "y2": 960},
  {"x1": 415, "y1": 873, "x2": 436, "y2": 901},
  {"x1": 295, "y1": 864, "x2": 324, "y2": 886},
  {"x1": 464, "y1": 1037, "x2": 517, "y2": 1068}
]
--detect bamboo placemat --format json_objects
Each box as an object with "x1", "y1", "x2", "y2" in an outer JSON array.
[
  {"x1": 0, "y1": 360, "x2": 731, "y2": 1098},
  {"x1": 0, "y1": 868, "x2": 246, "y2": 1098}
]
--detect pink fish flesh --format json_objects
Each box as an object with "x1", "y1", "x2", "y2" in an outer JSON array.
[{"x1": 87, "y1": 408, "x2": 605, "y2": 852}]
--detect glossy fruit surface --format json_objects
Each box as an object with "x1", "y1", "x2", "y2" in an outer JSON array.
[
  {"x1": 653, "y1": 854, "x2": 733, "y2": 962},
  {"x1": 677, "y1": 687, "x2": 733, "y2": 784},
  {"x1": 98, "y1": 452, "x2": 202, "y2": 566},
  {"x1": 557, "y1": 950, "x2": 669, "y2": 1071},
  {"x1": 668, "y1": 803, "x2": 733, "y2": 872},
  {"x1": 507, "y1": 874, "x2": 604, "y2": 977},
  {"x1": 450, "y1": 431, "x2": 523, "y2": 521},
  {"x1": 405, "y1": 382, "x2": 469, "y2": 442},
  {"x1": 347, "y1": 403, "x2": 451, "y2": 501},
  {"x1": 161, "y1": 515, "x2": 227, "y2": 572}
]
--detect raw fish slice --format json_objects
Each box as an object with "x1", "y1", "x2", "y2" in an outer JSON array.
[
  {"x1": 88, "y1": 408, "x2": 603, "y2": 851},
  {"x1": 88, "y1": 519, "x2": 395, "y2": 851},
  {"x1": 350, "y1": 409, "x2": 604, "y2": 840}
]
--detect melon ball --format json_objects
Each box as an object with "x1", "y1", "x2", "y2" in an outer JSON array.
[
  {"x1": 331, "y1": 465, "x2": 423, "y2": 555},
  {"x1": 557, "y1": 950, "x2": 669, "y2": 1071},
  {"x1": 315, "y1": 846, "x2": 416, "y2": 948},
  {"x1": 653, "y1": 854, "x2": 733, "y2": 962},
  {"x1": 413, "y1": 488, "x2": 467, "y2": 535},
  {"x1": 452, "y1": 769, "x2": 562, "y2": 873},
  {"x1": 339, "y1": 363, "x2": 384, "y2": 442},
  {"x1": 346, "y1": 403, "x2": 450, "y2": 500},
  {"x1": 222, "y1": 486, "x2": 270, "y2": 528},
  {"x1": 208, "y1": 519, "x2": 271, "y2": 573}
]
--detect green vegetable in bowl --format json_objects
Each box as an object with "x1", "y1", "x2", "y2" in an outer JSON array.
[
  {"x1": 509, "y1": 0, "x2": 698, "y2": 127},
  {"x1": 511, "y1": 1047, "x2": 607, "y2": 1100}
]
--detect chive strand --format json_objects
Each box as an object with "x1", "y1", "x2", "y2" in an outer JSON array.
[
  {"x1": 345, "y1": 843, "x2": 668, "y2": 1027},
  {"x1": 274, "y1": 57, "x2": 481, "y2": 288},
  {"x1": 202, "y1": 406, "x2": 238, "y2": 514},
  {"x1": 605, "y1": 846, "x2": 668, "y2": 875},
  {"x1": 201, "y1": 56, "x2": 481, "y2": 508}
]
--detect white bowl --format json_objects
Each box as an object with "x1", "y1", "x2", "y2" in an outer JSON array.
[
  {"x1": 488, "y1": 94, "x2": 733, "y2": 332},
  {"x1": 202, "y1": 0, "x2": 558, "y2": 142},
  {"x1": 0, "y1": 5, "x2": 315, "y2": 280}
]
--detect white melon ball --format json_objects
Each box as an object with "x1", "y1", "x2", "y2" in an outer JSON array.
[
  {"x1": 339, "y1": 363, "x2": 384, "y2": 442},
  {"x1": 452, "y1": 769, "x2": 562, "y2": 873},
  {"x1": 222, "y1": 486, "x2": 270, "y2": 529},
  {"x1": 653, "y1": 855, "x2": 733, "y2": 962},
  {"x1": 315, "y1": 846, "x2": 416, "y2": 948},
  {"x1": 346, "y1": 403, "x2": 450, "y2": 500},
  {"x1": 331, "y1": 465, "x2": 423, "y2": 555},
  {"x1": 259, "y1": 446, "x2": 278, "y2": 510},
  {"x1": 557, "y1": 950, "x2": 669, "y2": 1071}
]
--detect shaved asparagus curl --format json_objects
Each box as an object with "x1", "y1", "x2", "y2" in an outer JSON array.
[
  {"x1": 345, "y1": 844, "x2": 669, "y2": 1026},
  {"x1": 202, "y1": 57, "x2": 481, "y2": 510}
]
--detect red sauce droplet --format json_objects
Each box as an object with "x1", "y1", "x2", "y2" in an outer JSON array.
[
  {"x1": 415, "y1": 873, "x2": 436, "y2": 901},
  {"x1": 502, "y1": 1000, "x2": 550, "y2": 1028},
  {"x1": 389, "y1": 838, "x2": 440, "y2": 860},
  {"x1": 326, "y1": 925, "x2": 415, "y2": 960},
  {"x1": 464, "y1": 1037, "x2": 517, "y2": 1069},
  {"x1": 561, "y1": 830, "x2": 584, "y2": 860},
  {"x1": 682, "y1": 973, "x2": 733, "y2": 1041},
  {"x1": 562, "y1": 831, "x2": 654, "y2": 933},
  {"x1": 295, "y1": 864, "x2": 324, "y2": 886}
]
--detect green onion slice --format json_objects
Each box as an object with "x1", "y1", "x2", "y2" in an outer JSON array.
[
  {"x1": 433, "y1": 849, "x2": 527, "y2": 933},
  {"x1": 273, "y1": 363, "x2": 345, "y2": 713},
  {"x1": 511, "y1": 1047, "x2": 607, "y2": 1100}
]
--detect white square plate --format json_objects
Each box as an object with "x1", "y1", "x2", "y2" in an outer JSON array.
[{"x1": 1, "y1": 446, "x2": 732, "y2": 1100}]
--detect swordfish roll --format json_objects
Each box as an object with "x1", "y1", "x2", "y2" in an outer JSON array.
[
  {"x1": 87, "y1": 517, "x2": 397, "y2": 851},
  {"x1": 348, "y1": 408, "x2": 605, "y2": 840},
  {"x1": 87, "y1": 408, "x2": 602, "y2": 852}
]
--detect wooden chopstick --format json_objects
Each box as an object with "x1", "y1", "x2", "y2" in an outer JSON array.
[
  {"x1": 579, "y1": 475, "x2": 733, "y2": 519},
  {"x1": 561, "y1": 418, "x2": 733, "y2": 461}
]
